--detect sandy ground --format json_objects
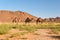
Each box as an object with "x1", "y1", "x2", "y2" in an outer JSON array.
[{"x1": 0, "y1": 29, "x2": 60, "y2": 40}]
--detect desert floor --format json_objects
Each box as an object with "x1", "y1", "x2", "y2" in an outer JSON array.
[
  {"x1": 0, "y1": 23, "x2": 60, "y2": 40},
  {"x1": 0, "y1": 29, "x2": 60, "y2": 40}
]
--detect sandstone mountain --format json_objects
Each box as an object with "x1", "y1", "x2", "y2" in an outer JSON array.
[
  {"x1": 0, "y1": 10, "x2": 37, "y2": 23},
  {"x1": 0, "y1": 10, "x2": 60, "y2": 23}
]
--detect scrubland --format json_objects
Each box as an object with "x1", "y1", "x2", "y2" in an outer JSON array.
[{"x1": 0, "y1": 23, "x2": 60, "y2": 40}]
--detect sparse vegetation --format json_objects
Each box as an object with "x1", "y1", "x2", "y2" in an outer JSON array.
[
  {"x1": 20, "y1": 32, "x2": 28, "y2": 35},
  {"x1": 51, "y1": 29, "x2": 59, "y2": 34},
  {"x1": 10, "y1": 32, "x2": 21, "y2": 38},
  {"x1": 0, "y1": 23, "x2": 60, "y2": 35},
  {"x1": 0, "y1": 24, "x2": 11, "y2": 34},
  {"x1": 0, "y1": 23, "x2": 59, "y2": 40}
]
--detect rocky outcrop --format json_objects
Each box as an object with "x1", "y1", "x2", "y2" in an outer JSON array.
[{"x1": 44, "y1": 17, "x2": 60, "y2": 23}]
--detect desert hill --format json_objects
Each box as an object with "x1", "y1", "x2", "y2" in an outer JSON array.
[
  {"x1": 0, "y1": 10, "x2": 60, "y2": 23},
  {"x1": 0, "y1": 10, "x2": 37, "y2": 23}
]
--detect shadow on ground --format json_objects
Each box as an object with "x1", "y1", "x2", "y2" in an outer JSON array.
[{"x1": 49, "y1": 36, "x2": 60, "y2": 39}]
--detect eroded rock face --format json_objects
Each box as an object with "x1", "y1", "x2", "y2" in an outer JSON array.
[
  {"x1": 0, "y1": 10, "x2": 60, "y2": 23},
  {"x1": 0, "y1": 10, "x2": 37, "y2": 23}
]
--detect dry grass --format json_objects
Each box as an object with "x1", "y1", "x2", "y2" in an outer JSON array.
[{"x1": 0, "y1": 23, "x2": 60, "y2": 34}]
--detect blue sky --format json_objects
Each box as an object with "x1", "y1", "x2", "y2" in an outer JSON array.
[{"x1": 0, "y1": 0, "x2": 60, "y2": 18}]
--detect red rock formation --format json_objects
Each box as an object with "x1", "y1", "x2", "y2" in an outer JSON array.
[
  {"x1": 0, "y1": 10, "x2": 60, "y2": 23},
  {"x1": 0, "y1": 10, "x2": 37, "y2": 23}
]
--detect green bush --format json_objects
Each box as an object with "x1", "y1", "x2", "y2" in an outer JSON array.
[{"x1": 0, "y1": 24, "x2": 11, "y2": 34}]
